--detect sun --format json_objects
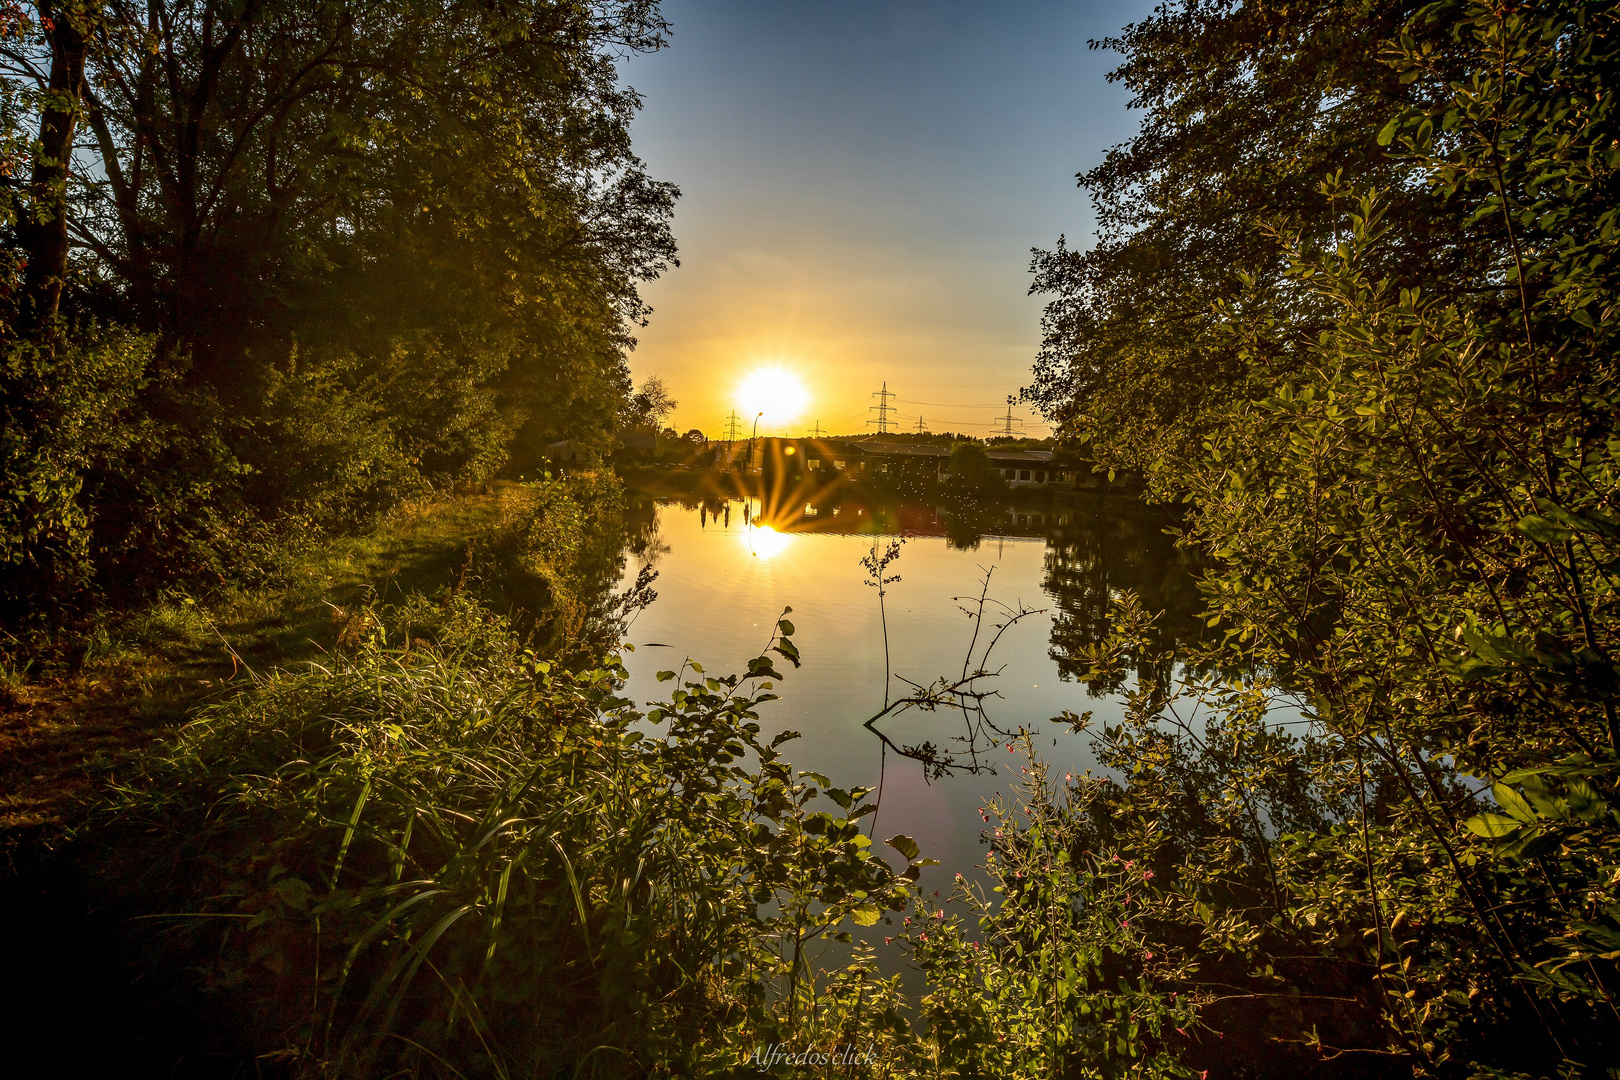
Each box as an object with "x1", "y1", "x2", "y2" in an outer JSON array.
[{"x1": 737, "y1": 367, "x2": 809, "y2": 428}]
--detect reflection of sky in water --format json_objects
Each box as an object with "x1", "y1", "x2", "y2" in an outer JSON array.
[{"x1": 619, "y1": 498, "x2": 1156, "y2": 890}]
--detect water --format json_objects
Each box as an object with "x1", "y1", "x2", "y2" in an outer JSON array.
[{"x1": 615, "y1": 484, "x2": 1206, "y2": 892}]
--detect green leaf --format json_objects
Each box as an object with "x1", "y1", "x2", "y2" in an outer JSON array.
[
  {"x1": 886, "y1": 834, "x2": 920, "y2": 861},
  {"x1": 851, "y1": 904, "x2": 882, "y2": 926},
  {"x1": 773, "y1": 637, "x2": 802, "y2": 668},
  {"x1": 655, "y1": 670, "x2": 676, "y2": 682},
  {"x1": 1492, "y1": 783, "x2": 1537, "y2": 823},
  {"x1": 1464, "y1": 812, "x2": 1524, "y2": 838}
]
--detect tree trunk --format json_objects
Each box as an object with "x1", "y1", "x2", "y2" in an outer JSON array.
[{"x1": 17, "y1": 4, "x2": 87, "y2": 346}]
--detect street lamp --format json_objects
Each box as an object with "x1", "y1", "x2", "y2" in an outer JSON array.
[{"x1": 749, "y1": 411, "x2": 763, "y2": 473}]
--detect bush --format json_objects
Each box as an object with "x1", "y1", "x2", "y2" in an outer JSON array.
[{"x1": 112, "y1": 597, "x2": 928, "y2": 1077}]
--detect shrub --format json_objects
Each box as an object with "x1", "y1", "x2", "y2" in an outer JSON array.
[{"x1": 113, "y1": 597, "x2": 927, "y2": 1077}]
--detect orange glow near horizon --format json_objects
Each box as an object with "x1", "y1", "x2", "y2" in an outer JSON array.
[{"x1": 737, "y1": 367, "x2": 809, "y2": 430}]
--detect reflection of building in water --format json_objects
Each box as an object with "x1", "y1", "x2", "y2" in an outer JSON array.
[{"x1": 742, "y1": 437, "x2": 1080, "y2": 488}]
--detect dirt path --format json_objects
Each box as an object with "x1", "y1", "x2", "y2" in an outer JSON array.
[{"x1": 0, "y1": 489, "x2": 518, "y2": 854}]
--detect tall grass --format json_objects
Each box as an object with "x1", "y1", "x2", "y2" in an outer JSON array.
[{"x1": 112, "y1": 595, "x2": 926, "y2": 1077}]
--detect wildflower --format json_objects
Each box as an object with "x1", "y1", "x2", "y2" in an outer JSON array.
[
  {"x1": 1124, "y1": 860, "x2": 1134, "y2": 869},
  {"x1": 1176, "y1": 1028, "x2": 1187, "y2": 1038},
  {"x1": 1143, "y1": 870, "x2": 1155, "y2": 880},
  {"x1": 1006, "y1": 744, "x2": 1013, "y2": 752},
  {"x1": 935, "y1": 909, "x2": 944, "y2": 918},
  {"x1": 1065, "y1": 772, "x2": 1073, "y2": 781},
  {"x1": 955, "y1": 872, "x2": 963, "y2": 880},
  {"x1": 1143, "y1": 950, "x2": 1154, "y2": 960},
  {"x1": 918, "y1": 933, "x2": 928, "y2": 941},
  {"x1": 884, "y1": 937, "x2": 893, "y2": 945}
]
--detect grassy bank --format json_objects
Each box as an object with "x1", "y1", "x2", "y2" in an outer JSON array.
[{"x1": 1, "y1": 487, "x2": 527, "y2": 850}]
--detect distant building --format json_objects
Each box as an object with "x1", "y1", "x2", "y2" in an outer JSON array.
[
  {"x1": 618, "y1": 428, "x2": 659, "y2": 453},
  {"x1": 755, "y1": 438, "x2": 1076, "y2": 488},
  {"x1": 982, "y1": 448, "x2": 1069, "y2": 487},
  {"x1": 543, "y1": 439, "x2": 594, "y2": 466}
]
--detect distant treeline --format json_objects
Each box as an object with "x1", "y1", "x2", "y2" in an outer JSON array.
[{"x1": 0, "y1": 0, "x2": 675, "y2": 624}]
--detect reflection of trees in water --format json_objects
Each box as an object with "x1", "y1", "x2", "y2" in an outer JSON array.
[
  {"x1": 1040, "y1": 501, "x2": 1209, "y2": 694},
  {"x1": 625, "y1": 475, "x2": 1212, "y2": 696},
  {"x1": 623, "y1": 489, "x2": 671, "y2": 566}
]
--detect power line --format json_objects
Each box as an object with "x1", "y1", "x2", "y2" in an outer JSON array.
[
  {"x1": 810, "y1": 420, "x2": 825, "y2": 438},
  {"x1": 868, "y1": 381, "x2": 897, "y2": 434},
  {"x1": 897, "y1": 399, "x2": 1009, "y2": 408},
  {"x1": 915, "y1": 414, "x2": 927, "y2": 434},
  {"x1": 723, "y1": 410, "x2": 742, "y2": 443}
]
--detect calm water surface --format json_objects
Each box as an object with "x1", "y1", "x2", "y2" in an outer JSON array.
[{"x1": 615, "y1": 488, "x2": 1205, "y2": 892}]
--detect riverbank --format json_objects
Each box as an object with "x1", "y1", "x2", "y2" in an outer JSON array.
[
  {"x1": 1, "y1": 488, "x2": 524, "y2": 857},
  {"x1": 0, "y1": 474, "x2": 948, "y2": 1077}
]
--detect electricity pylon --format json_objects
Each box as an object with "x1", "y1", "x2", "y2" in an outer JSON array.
[
  {"x1": 998, "y1": 396, "x2": 1023, "y2": 439},
  {"x1": 868, "y1": 382, "x2": 896, "y2": 433}
]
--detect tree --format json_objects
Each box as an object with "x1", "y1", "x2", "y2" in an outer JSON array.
[
  {"x1": 0, "y1": 1, "x2": 678, "y2": 611},
  {"x1": 943, "y1": 441, "x2": 1005, "y2": 499},
  {"x1": 1017, "y1": 0, "x2": 1620, "y2": 1071},
  {"x1": 1025, "y1": 0, "x2": 1482, "y2": 491},
  {"x1": 622, "y1": 372, "x2": 676, "y2": 430}
]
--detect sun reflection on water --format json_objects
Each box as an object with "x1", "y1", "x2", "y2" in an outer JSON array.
[{"x1": 744, "y1": 523, "x2": 792, "y2": 560}]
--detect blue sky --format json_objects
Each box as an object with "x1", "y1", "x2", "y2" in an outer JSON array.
[{"x1": 617, "y1": 0, "x2": 1155, "y2": 437}]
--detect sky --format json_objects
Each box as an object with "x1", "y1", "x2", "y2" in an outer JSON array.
[{"x1": 616, "y1": 0, "x2": 1155, "y2": 439}]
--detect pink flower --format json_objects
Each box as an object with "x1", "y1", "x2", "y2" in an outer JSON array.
[
  {"x1": 1006, "y1": 744, "x2": 1013, "y2": 752},
  {"x1": 1143, "y1": 870, "x2": 1155, "y2": 880},
  {"x1": 904, "y1": 917, "x2": 911, "y2": 926},
  {"x1": 935, "y1": 909, "x2": 944, "y2": 918},
  {"x1": 1200, "y1": 1072, "x2": 1209, "y2": 1079},
  {"x1": 1065, "y1": 772, "x2": 1073, "y2": 782},
  {"x1": 884, "y1": 937, "x2": 893, "y2": 945},
  {"x1": 1176, "y1": 1027, "x2": 1187, "y2": 1038},
  {"x1": 918, "y1": 933, "x2": 928, "y2": 941},
  {"x1": 1144, "y1": 950, "x2": 1154, "y2": 960},
  {"x1": 1124, "y1": 860, "x2": 1135, "y2": 869},
  {"x1": 955, "y1": 872, "x2": 963, "y2": 880}
]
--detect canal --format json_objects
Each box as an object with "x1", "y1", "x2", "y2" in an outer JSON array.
[{"x1": 614, "y1": 482, "x2": 1208, "y2": 893}]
